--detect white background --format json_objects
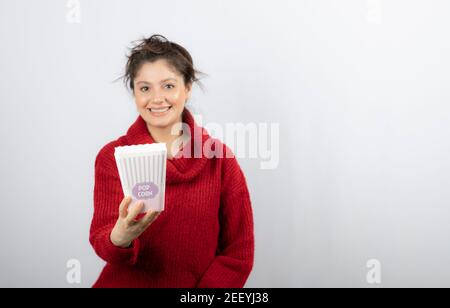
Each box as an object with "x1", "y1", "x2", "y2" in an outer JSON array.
[{"x1": 1, "y1": 0, "x2": 450, "y2": 287}]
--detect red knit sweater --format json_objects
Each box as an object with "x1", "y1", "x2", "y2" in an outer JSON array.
[{"x1": 90, "y1": 109, "x2": 254, "y2": 288}]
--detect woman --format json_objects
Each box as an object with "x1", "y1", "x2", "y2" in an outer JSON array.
[{"x1": 89, "y1": 34, "x2": 254, "y2": 288}]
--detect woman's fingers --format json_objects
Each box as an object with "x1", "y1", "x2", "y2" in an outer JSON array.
[
  {"x1": 125, "y1": 201, "x2": 144, "y2": 225},
  {"x1": 119, "y1": 196, "x2": 132, "y2": 218},
  {"x1": 141, "y1": 210, "x2": 160, "y2": 227}
]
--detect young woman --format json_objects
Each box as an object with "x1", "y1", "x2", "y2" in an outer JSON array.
[{"x1": 89, "y1": 35, "x2": 254, "y2": 288}]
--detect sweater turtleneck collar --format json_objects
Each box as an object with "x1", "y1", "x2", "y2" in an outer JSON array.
[{"x1": 125, "y1": 108, "x2": 210, "y2": 184}]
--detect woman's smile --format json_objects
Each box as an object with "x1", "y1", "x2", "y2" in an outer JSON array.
[{"x1": 147, "y1": 106, "x2": 173, "y2": 117}]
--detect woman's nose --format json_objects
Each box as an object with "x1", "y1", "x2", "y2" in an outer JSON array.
[{"x1": 151, "y1": 94, "x2": 165, "y2": 103}]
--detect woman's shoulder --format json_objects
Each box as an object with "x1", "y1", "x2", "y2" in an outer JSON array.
[
  {"x1": 212, "y1": 141, "x2": 249, "y2": 196},
  {"x1": 95, "y1": 135, "x2": 129, "y2": 168},
  {"x1": 209, "y1": 140, "x2": 245, "y2": 179}
]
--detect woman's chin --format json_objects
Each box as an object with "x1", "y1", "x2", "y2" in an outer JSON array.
[{"x1": 145, "y1": 115, "x2": 178, "y2": 130}]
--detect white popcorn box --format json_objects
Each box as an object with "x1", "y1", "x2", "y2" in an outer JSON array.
[{"x1": 114, "y1": 143, "x2": 167, "y2": 213}]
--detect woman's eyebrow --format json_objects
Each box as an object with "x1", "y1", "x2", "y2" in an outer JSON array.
[{"x1": 136, "y1": 78, "x2": 177, "y2": 85}]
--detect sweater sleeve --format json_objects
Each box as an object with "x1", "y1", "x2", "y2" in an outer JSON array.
[
  {"x1": 89, "y1": 145, "x2": 141, "y2": 266},
  {"x1": 197, "y1": 155, "x2": 255, "y2": 288}
]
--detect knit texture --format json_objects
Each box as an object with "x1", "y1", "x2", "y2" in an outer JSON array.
[{"x1": 90, "y1": 109, "x2": 254, "y2": 288}]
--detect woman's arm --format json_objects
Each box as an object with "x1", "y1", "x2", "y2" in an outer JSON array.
[
  {"x1": 197, "y1": 156, "x2": 255, "y2": 288},
  {"x1": 89, "y1": 147, "x2": 141, "y2": 266}
]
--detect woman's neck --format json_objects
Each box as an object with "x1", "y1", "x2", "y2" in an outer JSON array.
[
  {"x1": 146, "y1": 118, "x2": 184, "y2": 159},
  {"x1": 147, "y1": 124, "x2": 181, "y2": 143}
]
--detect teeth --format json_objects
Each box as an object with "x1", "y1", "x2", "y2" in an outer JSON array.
[{"x1": 150, "y1": 107, "x2": 170, "y2": 113}]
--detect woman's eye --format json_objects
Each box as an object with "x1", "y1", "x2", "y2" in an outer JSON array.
[
  {"x1": 141, "y1": 87, "x2": 149, "y2": 92},
  {"x1": 165, "y1": 84, "x2": 175, "y2": 89}
]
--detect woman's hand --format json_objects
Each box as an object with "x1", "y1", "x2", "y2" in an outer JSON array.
[{"x1": 110, "y1": 196, "x2": 160, "y2": 248}]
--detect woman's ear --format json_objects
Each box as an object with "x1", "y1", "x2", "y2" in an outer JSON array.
[{"x1": 185, "y1": 82, "x2": 192, "y2": 100}]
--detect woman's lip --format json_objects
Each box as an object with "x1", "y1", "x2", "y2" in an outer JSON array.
[{"x1": 149, "y1": 106, "x2": 171, "y2": 110}]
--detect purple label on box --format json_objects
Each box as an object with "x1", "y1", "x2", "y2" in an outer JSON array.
[{"x1": 132, "y1": 182, "x2": 159, "y2": 200}]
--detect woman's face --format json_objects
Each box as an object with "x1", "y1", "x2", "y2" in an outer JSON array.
[{"x1": 134, "y1": 59, "x2": 191, "y2": 130}]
